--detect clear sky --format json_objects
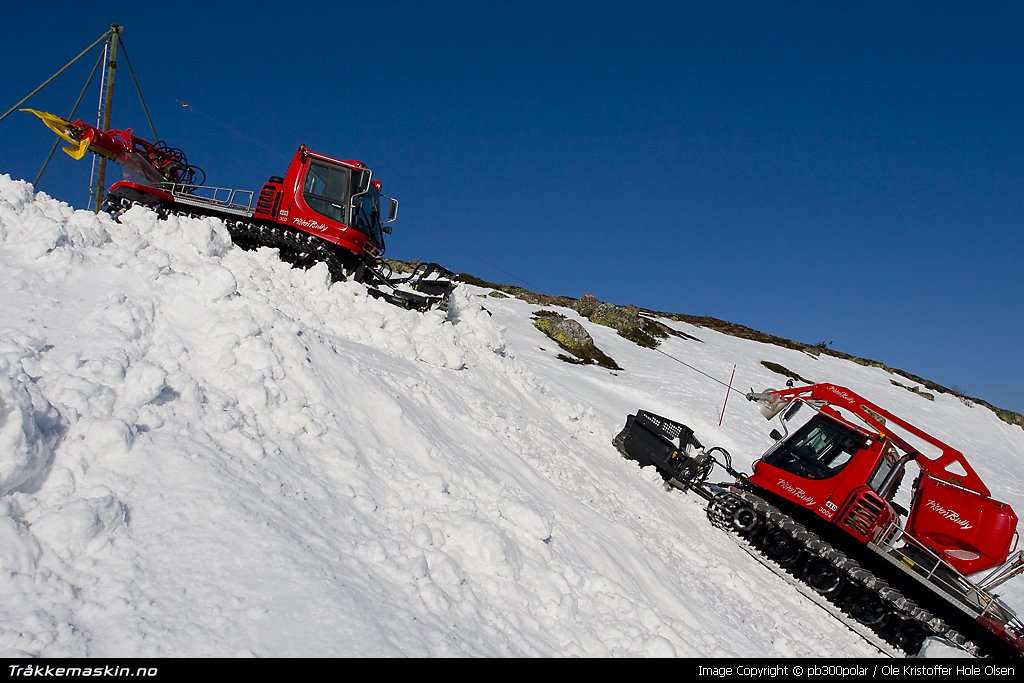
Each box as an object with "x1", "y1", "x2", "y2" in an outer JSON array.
[{"x1": 2, "y1": 1, "x2": 1021, "y2": 413}]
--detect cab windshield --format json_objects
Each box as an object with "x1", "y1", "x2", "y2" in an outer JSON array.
[
  {"x1": 763, "y1": 414, "x2": 866, "y2": 480},
  {"x1": 352, "y1": 184, "x2": 386, "y2": 245}
]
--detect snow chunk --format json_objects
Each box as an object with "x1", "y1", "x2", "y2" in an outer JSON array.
[
  {"x1": 78, "y1": 417, "x2": 135, "y2": 455},
  {"x1": 0, "y1": 515, "x2": 42, "y2": 573},
  {"x1": 915, "y1": 637, "x2": 976, "y2": 658},
  {"x1": 0, "y1": 174, "x2": 33, "y2": 209},
  {"x1": 179, "y1": 216, "x2": 233, "y2": 258},
  {"x1": 121, "y1": 362, "x2": 167, "y2": 409},
  {"x1": 62, "y1": 209, "x2": 111, "y2": 249},
  {"x1": 195, "y1": 265, "x2": 238, "y2": 300},
  {"x1": 29, "y1": 494, "x2": 127, "y2": 557},
  {"x1": 498, "y1": 498, "x2": 554, "y2": 542},
  {"x1": 4, "y1": 204, "x2": 64, "y2": 259},
  {"x1": 0, "y1": 363, "x2": 56, "y2": 496}
]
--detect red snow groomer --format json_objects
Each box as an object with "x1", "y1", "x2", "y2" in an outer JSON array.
[
  {"x1": 23, "y1": 108, "x2": 455, "y2": 311},
  {"x1": 614, "y1": 383, "x2": 1024, "y2": 657}
]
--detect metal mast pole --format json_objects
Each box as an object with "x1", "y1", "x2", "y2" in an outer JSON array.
[
  {"x1": 93, "y1": 24, "x2": 122, "y2": 213},
  {"x1": 87, "y1": 42, "x2": 108, "y2": 211}
]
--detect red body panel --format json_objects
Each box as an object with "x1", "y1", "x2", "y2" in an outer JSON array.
[
  {"x1": 908, "y1": 475, "x2": 1019, "y2": 575},
  {"x1": 107, "y1": 181, "x2": 174, "y2": 207}
]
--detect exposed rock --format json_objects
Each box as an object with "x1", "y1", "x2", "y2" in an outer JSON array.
[
  {"x1": 891, "y1": 380, "x2": 935, "y2": 401},
  {"x1": 532, "y1": 311, "x2": 621, "y2": 370},
  {"x1": 996, "y1": 409, "x2": 1024, "y2": 429},
  {"x1": 573, "y1": 294, "x2": 687, "y2": 348}
]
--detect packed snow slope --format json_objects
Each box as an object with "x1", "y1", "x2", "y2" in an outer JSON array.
[{"x1": 1, "y1": 174, "x2": 1022, "y2": 658}]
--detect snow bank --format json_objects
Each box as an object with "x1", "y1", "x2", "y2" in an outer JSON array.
[{"x1": 1, "y1": 174, "x2": 1021, "y2": 658}]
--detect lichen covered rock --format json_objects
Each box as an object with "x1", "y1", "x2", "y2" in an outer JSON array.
[
  {"x1": 573, "y1": 295, "x2": 673, "y2": 349},
  {"x1": 532, "y1": 311, "x2": 621, "y2": 370}
]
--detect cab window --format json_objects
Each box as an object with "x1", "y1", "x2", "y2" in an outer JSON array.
[
  {"x1": 868, "y1": 445, "x2": 900, "y2": 497},
  {"x1": 303, "y1": 161, "x2": 351, "y2": 224}
]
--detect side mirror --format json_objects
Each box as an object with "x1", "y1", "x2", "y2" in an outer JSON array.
[
  {"x1": 387, "y1": 198, "x2": 399, "y2": 222},
  {"x1": 781, "y1": 402, "x2": 802, "y2": 423},
  {"x1": 769, "y1": 429, "x2": 784, "y2": 442}
]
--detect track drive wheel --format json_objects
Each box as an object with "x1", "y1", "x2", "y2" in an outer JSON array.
[
  {"x1": 730, "y1": 505, "x2": 761, "y2": 537},
  {"x1": 803, "y1": 558, "x2": 845, "y2": 598},
  {"x1": 891, "y1": 618, "x2": 929, "y2": 655},
  {"x1": 844, "y1": 587, "x2": 890, "y2": 628},
  {"x1": 762, "y1": 528, "x2": 802, "y2": 570}
]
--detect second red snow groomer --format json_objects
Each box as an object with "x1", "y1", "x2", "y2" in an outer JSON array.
[{"x1": 613, "y1": 382, "x2": 1024, "y2": 657}]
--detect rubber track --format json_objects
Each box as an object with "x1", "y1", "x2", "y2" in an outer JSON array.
[
  {"x1": 727, "y1": 522, "x2": 901, "y2": 657},
  {"x1": 707, "y1": 489, "x2": 981, "y2": 657}
]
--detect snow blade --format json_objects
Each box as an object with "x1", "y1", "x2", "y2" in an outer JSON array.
[{"x1": 356, "y1": 261, "x2": 457, "y2": 312}]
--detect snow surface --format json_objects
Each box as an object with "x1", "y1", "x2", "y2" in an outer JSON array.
[{"x1": 1, "y1": 173, "x2": 1022, "y2": 658}]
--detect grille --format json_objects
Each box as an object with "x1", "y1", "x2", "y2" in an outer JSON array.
[{"x1": 844, "y1": 492, "x2": 886, "y2": 536}]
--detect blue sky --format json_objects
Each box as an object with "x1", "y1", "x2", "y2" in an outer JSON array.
[{"x1": 2, "y1": 2, "x2": 1021, "y2": 413}]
